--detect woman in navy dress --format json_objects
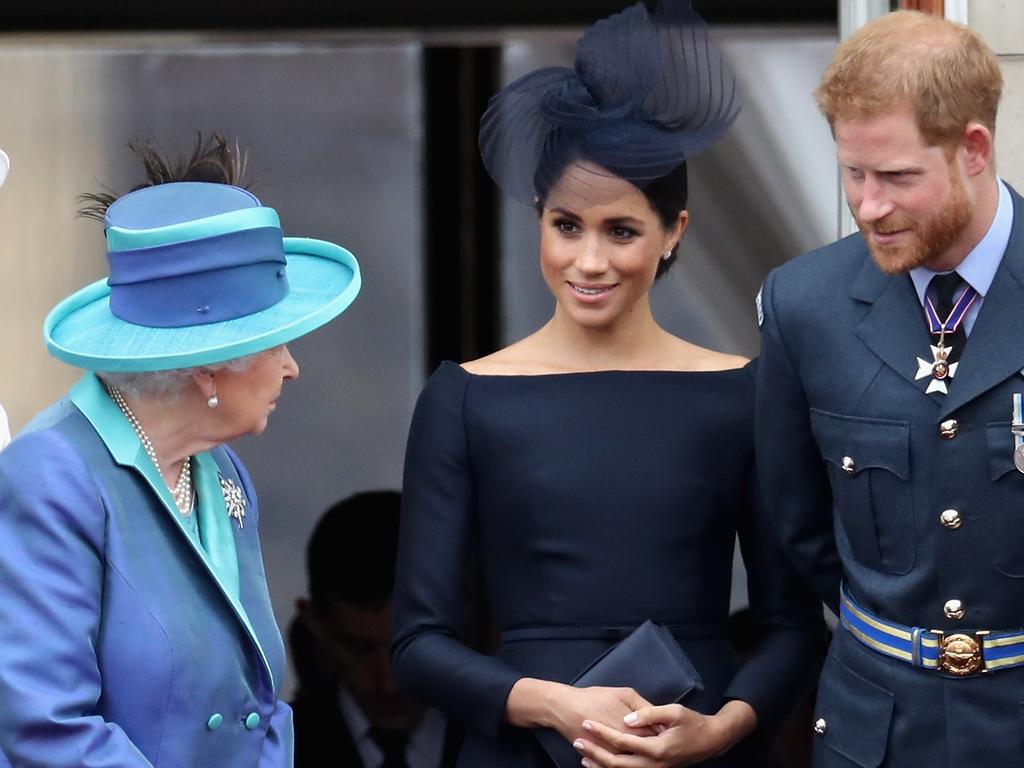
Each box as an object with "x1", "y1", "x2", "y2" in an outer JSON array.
[{"x1": 392, "y1": 3, "x2": 824, "y2": 766}]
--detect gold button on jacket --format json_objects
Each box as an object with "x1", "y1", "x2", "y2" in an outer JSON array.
[
  {"x1": 940, "y1": 509, "x2": 962, "y2": 529},
  {"x1": 944, "y1": 599, "x2": 965, "y2": 620}
]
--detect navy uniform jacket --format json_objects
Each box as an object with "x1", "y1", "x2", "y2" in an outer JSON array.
[{"x1": 757, "y1": 186, "x2": 1024, "y2": 766}]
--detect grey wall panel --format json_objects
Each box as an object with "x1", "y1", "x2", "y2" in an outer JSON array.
[
  {"x1": 0, "y1": 46, "x2": 118, "y2": 429},
  {"x1": 0, "y1": 36, "x2": 425, "y2": 695}
]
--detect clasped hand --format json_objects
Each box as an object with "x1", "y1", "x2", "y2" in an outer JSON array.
[
  {"x1": 548, "y1": 685, "x2": 659, "y2": 747},
  {"x1": 506, "y1": 678, "x2": 755, "y2": 767},
  {"x1": 572, "y1": 699, "x2": 757, "y2": 768},
  {"x1": 506, "y1": 679, "x2": 657, "y2": 753}
]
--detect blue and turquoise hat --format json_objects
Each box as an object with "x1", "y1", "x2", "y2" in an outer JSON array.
[{"x1": 44, "y1": 182, "x2": 360, "y2": 372}]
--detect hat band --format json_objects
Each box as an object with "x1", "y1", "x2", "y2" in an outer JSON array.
[{"x1": 107, "y1": 226, "x2": 289, "y2": 328}]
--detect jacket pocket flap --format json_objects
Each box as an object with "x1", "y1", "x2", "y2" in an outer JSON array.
[
  {"x1": 815, "y1": 654, "x2": 893, "y2": 768},
  {"x1": 810, "y1": 409, "x2": 910, "y2": 480},
  {"x1": 987, "y1": 421, "x2": 1019, "y2": 481}
]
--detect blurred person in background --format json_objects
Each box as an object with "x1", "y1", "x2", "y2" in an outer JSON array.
[{"x1": 291, "y1": 490, "x2": 461, "y2": 768}]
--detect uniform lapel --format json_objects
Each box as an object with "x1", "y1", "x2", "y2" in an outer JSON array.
[
  {"x1": 851, "y1": 250, "x2": 937, "y2": 394},
  {"x1": 940, "y1": 196, "x2": 1024, "y2": 418}
]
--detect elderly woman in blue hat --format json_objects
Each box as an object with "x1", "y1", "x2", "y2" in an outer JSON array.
[{"x1": 0, "y1": 143, "x2": 360, "y2": 767}]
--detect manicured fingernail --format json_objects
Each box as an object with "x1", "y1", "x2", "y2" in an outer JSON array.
[
  {"x1": 581, "y1": 761, "x2": 592, "y2": 768},
  {"x1": 573, "y1": 739, "x2": 585, "y2": 751},
  {"x1": 582, "y1": 720, "x2": 594, "y2": 731},
  {"x1": 624, "y1": 711, "x2": 638, "y2": 724}
]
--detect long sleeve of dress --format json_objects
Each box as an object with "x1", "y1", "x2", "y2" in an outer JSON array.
[
  {"x1": 391, "y1": 366, "x2": 522, "y2": 738},
  {"x1": 0, "y1": 430, "x2": 154, "y2": 768},
  {"x1": 723, "y1": 368, "x2": 827, "y2": 738}
]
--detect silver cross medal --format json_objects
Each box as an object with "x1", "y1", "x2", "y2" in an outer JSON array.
[{"x1": 915, "y1": 339, "x2": 957, "y2": 395}]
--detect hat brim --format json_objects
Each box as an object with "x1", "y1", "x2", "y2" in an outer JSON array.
[{"x1": 44, "y1": 237, "x2": 360, "y2": 372}]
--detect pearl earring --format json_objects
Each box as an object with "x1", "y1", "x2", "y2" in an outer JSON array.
[{"x1": 207, "y1": 393, "x2": 219, "y2": 409}]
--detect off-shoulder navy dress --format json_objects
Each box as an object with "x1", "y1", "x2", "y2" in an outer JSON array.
[{"x1": 392, "y1": 361, "x2": 823, "y2": 767}]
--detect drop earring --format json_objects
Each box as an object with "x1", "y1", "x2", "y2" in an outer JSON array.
[{"x1": 207, "y1": 392, "x2": 219, "y2": 408}]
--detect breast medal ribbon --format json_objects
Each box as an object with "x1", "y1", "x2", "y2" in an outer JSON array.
[{"x1": 914, "y1": 284, "x2": 978, "y2": 395}]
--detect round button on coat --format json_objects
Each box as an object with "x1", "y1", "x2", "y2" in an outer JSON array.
[
  {"x1": 245, "y1": 712, "x2": 261, "y2": 730},
  {"x1": 944, "y1": 599, "x2": 965, "y2": 620},
  {"x1": 842, "y1": 456, "x2": 856, "y2": 475},
  {"x1": 206, "y1": 714, "x2": 223, "y2": 731},
  {"x1": 940, "y1": 509, "x2": 962, "y2": 529},
  {"x1": 939, "y1": 419, "x2": 959, "y2": 439},
  {"x1": 813, "y1": 717, "x2": 827, "y2": 735}
]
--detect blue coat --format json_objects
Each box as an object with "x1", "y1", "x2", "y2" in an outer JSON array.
[
  {"x1": 0, "y1": 374, "x2": 292, "y2": 767},
  {"x1": 757, "y1": 186, "x2": 1024, "y2": 766}
]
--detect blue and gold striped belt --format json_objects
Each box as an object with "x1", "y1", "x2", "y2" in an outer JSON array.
[{"x1": 840, "y1": 585, "x2": 1024, "y2": 676}]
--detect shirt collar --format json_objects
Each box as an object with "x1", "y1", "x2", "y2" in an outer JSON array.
[
  {"x1": 910, "y1": 177, "x2": 1012, "y2": 304},
  {"x1": 337, "y1": 686, "x2": 373, "y2": 743},
  {"x1": 0, "y1": 403, "x2": 10, "y2": 450},
  {"x1": 336, "y1": 687, "x2": 446, "y2": 768}
]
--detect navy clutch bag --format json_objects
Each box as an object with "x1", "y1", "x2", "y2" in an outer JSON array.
[{"x1": 536, "y1": 620, "x2": 704, "y2": 768}]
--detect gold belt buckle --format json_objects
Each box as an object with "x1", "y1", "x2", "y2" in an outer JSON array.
[{"x1": 931, "y1": 630, "x2": 989, "y2": 676}]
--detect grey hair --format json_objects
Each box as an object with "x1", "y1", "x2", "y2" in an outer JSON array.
[{"x1": 97, "y1": 354, "x2": 258, "y2": 402}]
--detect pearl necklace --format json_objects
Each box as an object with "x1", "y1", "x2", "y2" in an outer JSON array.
[{"x1": 106, "y1": 385, "x2": 195, "y2": 516}]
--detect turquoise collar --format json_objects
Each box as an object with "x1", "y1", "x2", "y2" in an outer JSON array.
[{"x1": 69, "y1": 373, "x2": 241, "y2": 603}]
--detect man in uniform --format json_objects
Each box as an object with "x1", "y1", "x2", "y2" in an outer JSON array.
[{"x1": 757, "y1": 11, "x2": 1024, "y2": 765}]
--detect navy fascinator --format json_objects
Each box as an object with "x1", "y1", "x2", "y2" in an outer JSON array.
[{"x1": 479, "y1": 0, "x2": 741, "y2": 206}]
